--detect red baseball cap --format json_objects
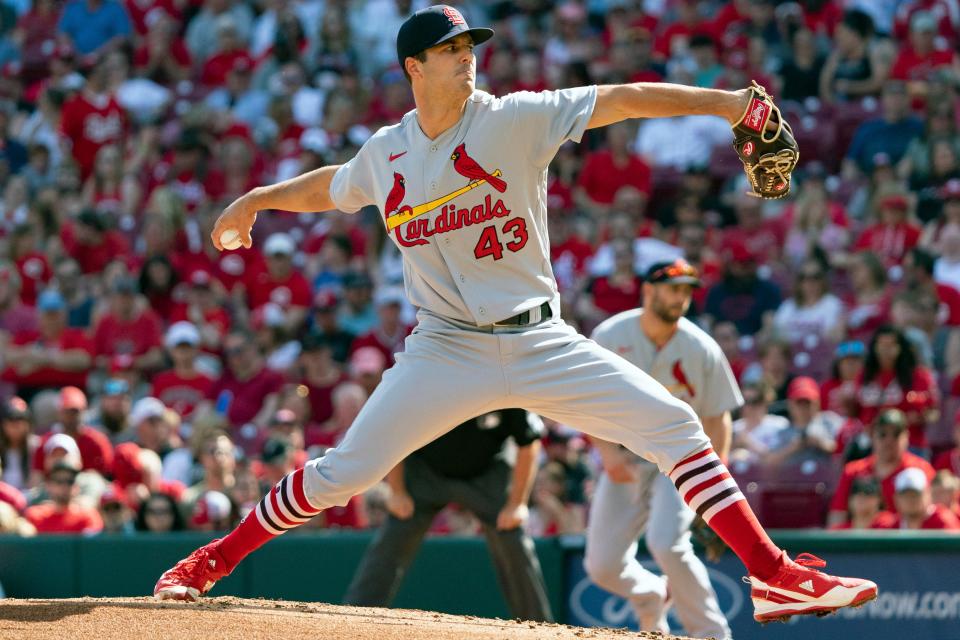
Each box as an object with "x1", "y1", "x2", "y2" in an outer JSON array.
[
  {"x1": 59, "y1": 386, "x2": 87, "y2": 410},
  {"x1": 787, "y1": 376, "x2": 820, "y2": 403}
]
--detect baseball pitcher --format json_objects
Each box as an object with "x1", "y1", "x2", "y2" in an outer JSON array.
[{"x1": 154, "y1": 5, "x2": 876, "y2": 625}]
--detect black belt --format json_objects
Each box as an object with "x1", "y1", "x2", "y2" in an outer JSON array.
[{"x1": 491, "y1": 302, "x2": 552, "y2": 327}]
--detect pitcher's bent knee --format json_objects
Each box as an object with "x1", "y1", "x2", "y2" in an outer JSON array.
[{"x1": 302, "y1": 453, "x2": 385, "y2": 509}]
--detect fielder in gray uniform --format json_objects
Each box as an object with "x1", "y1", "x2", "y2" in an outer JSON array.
[
  {"x1": 584, "y1": 259, "x2": 741, "y2": 639},
  {"x1": 154, "y1": 5, "x2": 877, "y2": 625}
]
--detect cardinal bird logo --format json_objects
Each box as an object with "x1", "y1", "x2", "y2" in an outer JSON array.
[
  {"x1": 451, "y1": 143, "x2": 507, "y2": 192},
  {"x1": 385, "y1": 172, "x2": 406, "y2": 217},
  {"x1": 672, "y1": 360, "x2": 696, "y2": 398}
]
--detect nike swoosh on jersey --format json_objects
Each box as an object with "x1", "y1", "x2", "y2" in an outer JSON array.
[{"x1": 389, "y1": 151, "x2": 407, "y2": 162}]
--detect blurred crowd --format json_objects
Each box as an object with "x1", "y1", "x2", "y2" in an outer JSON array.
[{"x1": 3, "y1": 0, "x2": 960, "y2": 539}]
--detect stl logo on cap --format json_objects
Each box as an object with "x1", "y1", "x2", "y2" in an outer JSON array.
[{"x1": 443, "y1": 6, "x2": 465, "y2": 26}]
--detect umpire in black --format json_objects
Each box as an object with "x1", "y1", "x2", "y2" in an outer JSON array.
[{"x1": 343, "y1": 409, "x2": 553, "y2": 621}]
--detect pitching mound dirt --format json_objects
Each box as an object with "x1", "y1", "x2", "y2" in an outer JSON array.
[{"x1": 0, "y1": 597, "x2": 696, "y2": 640}]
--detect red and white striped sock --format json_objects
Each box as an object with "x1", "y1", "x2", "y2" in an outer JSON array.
[
  {"x1": 670, "y1": 447, "x2": 784, "y2": 581},
  {"x1": 217, "y1": 467, "x2": 322, "y2": 569}
]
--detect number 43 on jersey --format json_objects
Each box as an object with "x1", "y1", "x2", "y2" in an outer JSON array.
[{"x1": 474, "y1": 217, "x2": 528, "y2": 260}]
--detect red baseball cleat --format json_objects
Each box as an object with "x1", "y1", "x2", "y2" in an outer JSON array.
[
  {"x1": 153, "y1": 539, "x2": 232, "y2": 601},
  {"x1": 748, "y1": 553, "x2": 878, "y2": 623}
]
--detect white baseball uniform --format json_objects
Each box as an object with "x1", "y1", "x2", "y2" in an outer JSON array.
[
  {"x1": 584, "y1": 309, "x2": 743, "y2": 639},
  {"x1": 259, "y1": 88, "x2": 711, "y2": 563}
]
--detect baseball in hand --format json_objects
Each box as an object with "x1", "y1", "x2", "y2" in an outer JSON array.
[{"x1": 219, "y1": 229, "x2": 243, "y2": 250}]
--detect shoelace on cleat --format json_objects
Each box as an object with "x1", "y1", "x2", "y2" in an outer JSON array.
[{"x1": 794, "y1": 553, "x2": 828, "y2": 570}]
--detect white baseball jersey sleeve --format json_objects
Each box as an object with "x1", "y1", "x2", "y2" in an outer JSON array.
[
  {"x1": 591, "y1": 309, "x2": 743, "y2": 418},
  {"x1": 330, "y1": 87, "x2": 597, "y2": 324}
]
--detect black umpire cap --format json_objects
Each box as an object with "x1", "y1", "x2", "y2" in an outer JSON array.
[{"x1": 396, "y1": 5, "x2": 494, "y2": 68}]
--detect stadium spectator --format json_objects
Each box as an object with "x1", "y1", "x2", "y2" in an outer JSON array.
[
  {"x1": 2, "y1": 398, "x2": 41, "y2": 491},
  {"x1": 297, "y1": 334, "x2": 346, "y2": 429},
  {"x1": 307, "y1": 381, "x2": 366, "y2": 452},
  {"x1": 843, "y1": 251, "x2": 891, "y2": 343},
  {"x1": 133, "y1": 9, "x2": 190, "y2": 86},
  {"x1": 574, "y1": 122, "x2": 651, "y2": 216},
  {"x1": 57, "y1": 0, "x2": 132, "y2": 57},
  {"x1": 258, "y1": 437, "x2": 296, "y2": 489},
  {"x1": 828, "y1": 408, "x2": 935, "y2": 527},
  {"x1": 781, "y1": 164, "x2": 850, "y2": 269},
  {"x1": 349, "y1": 346, "x2": 386, "y2": 398},
  {"x1": 244, "y1": 232, "x2": 311, "y2": 333},
  {"x1": 251, "y1": 303, "x2": 301, "y2": 373},
  {"x1": 764, "y1": 377, "x2": 842, "y2": 468},
  {"x1": 821, "y1": 340, "x2": 867, "y2": 417},
  {"x1": 112, "y1": 441, "x2": 185, "y2": 509},
  {"x1": 24, "y1": 460, "x2": 103, "y2": 534},
  {"x1": 338, "y1": 271, "x2": 377, "y2": 336},
  {"x1": 0, "y1": 262, "x2": 37, "y2": 337},
  {"x1": 844, "y1": 81, "x2": 923, "y2": 177},
  {"x1": 150, "y1": 321, "x2": 213, "y2": 420},
  {"x1": 0, "y1": 458, "x2": 26, "y2": 513},
  {"x1": 704, "y1": 244, "x2": 782, "y2": 336},
  {"x1": 200, "y1": 329, "x2": 284, "y2": 453},
  {"x1": 931, "y1": 469, "x2": 960, "y2": 517},
  {"x1": 856, "y1": 325, "x2": 939, "y2": 452},
  {"x1": 60, "y1": 209, "x2": 131, "y2": 275},
  {"x1": 59, "y1": 55, "x2": 128, "y2": 180},
  {"x1": 731, "y1": 381, "x2": 791, "y2": 460},
  {"x1": 128, "y1": 396, "x2": 181, "y2": 461},
  {"x1": 349, "y1": 287, "x2": 411, "y2": 367},
  {"x1": 0, "y1": 500, "x2": 36, "y2": 536},
  {"x1": 188, "y1": 489, "x2": 236, "y2": 531},
  {"x1": 819, "y1": 9, "x2": 887, "y2": 104},
  {"x1": 853, "y1": 189, "x2": 922, "y2": 268},
  {"x1": 9, "y1": 223, "x2": 52, "y2": 306},
  {"x1": 890, "y1": 11, "x2": 958, "y2": 108},
  {"x1": 29, "y1": 432, "x2": 106, "y2": 508},
  {"x1": 34, "y1": 387, "x2": 113, "y2": 477},
  {"x1": 185, "y1": 0, "x2": 253, "y2": 65},
  {"x1": 91, "y1": 275, "x2": 164, "y2": 373},
  {"x1": 134, "y1": 491, "x2": 185, "y2": 533},
  {"x1": 772, "y1": 258, "x2": 845, "y2": 343},
  {"x1": 578, "y1": 239, "x2": 643, "y2": 327},
  {"x1": 777, "y1": 27, "x2": 824, "y2": 102},
  {"x1": 1, "y1": 289, "x2": 94, "y2": 399},
  {"x1": 827, "y1": 475, "x2": 885, "y2": 530},
  {"x1": 52, "y1": 258, "x2": 95, "y2": 329},
  {"x1": 88, "y1": 378, "x2": 131, "y2": 443},
  {"x1": 168, "y1": 270, "x2": 230, "y2": 353},
  {"x1": 181, "y1": 430, "x2": 236, "y2": 515},
  {"x1": 903, "y1": 247, "x2": 960, "y2": 329},
  {"x1": 933, "y1": 415, "x2": 960, "y2": 476},
  {"x1": 526, "y1": 461, "x2": 585, "y2": 536},
  {"x1": 98, "y1": 484, "x2": 134, "y2": 534},
  {"x1": 872, "y1": 466, "x2": 960, "y2": 530},
  {"x1": 934, "y1": 222, "x2": 960, "y2": 292}
]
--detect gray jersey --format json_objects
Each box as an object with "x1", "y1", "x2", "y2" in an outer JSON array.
[
  {"x1": 330, "y1": 87, "x2": 597, "y2": 324},
  {"x1": 591, "y1": 309, "x2": 743, "y2": 418}
]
